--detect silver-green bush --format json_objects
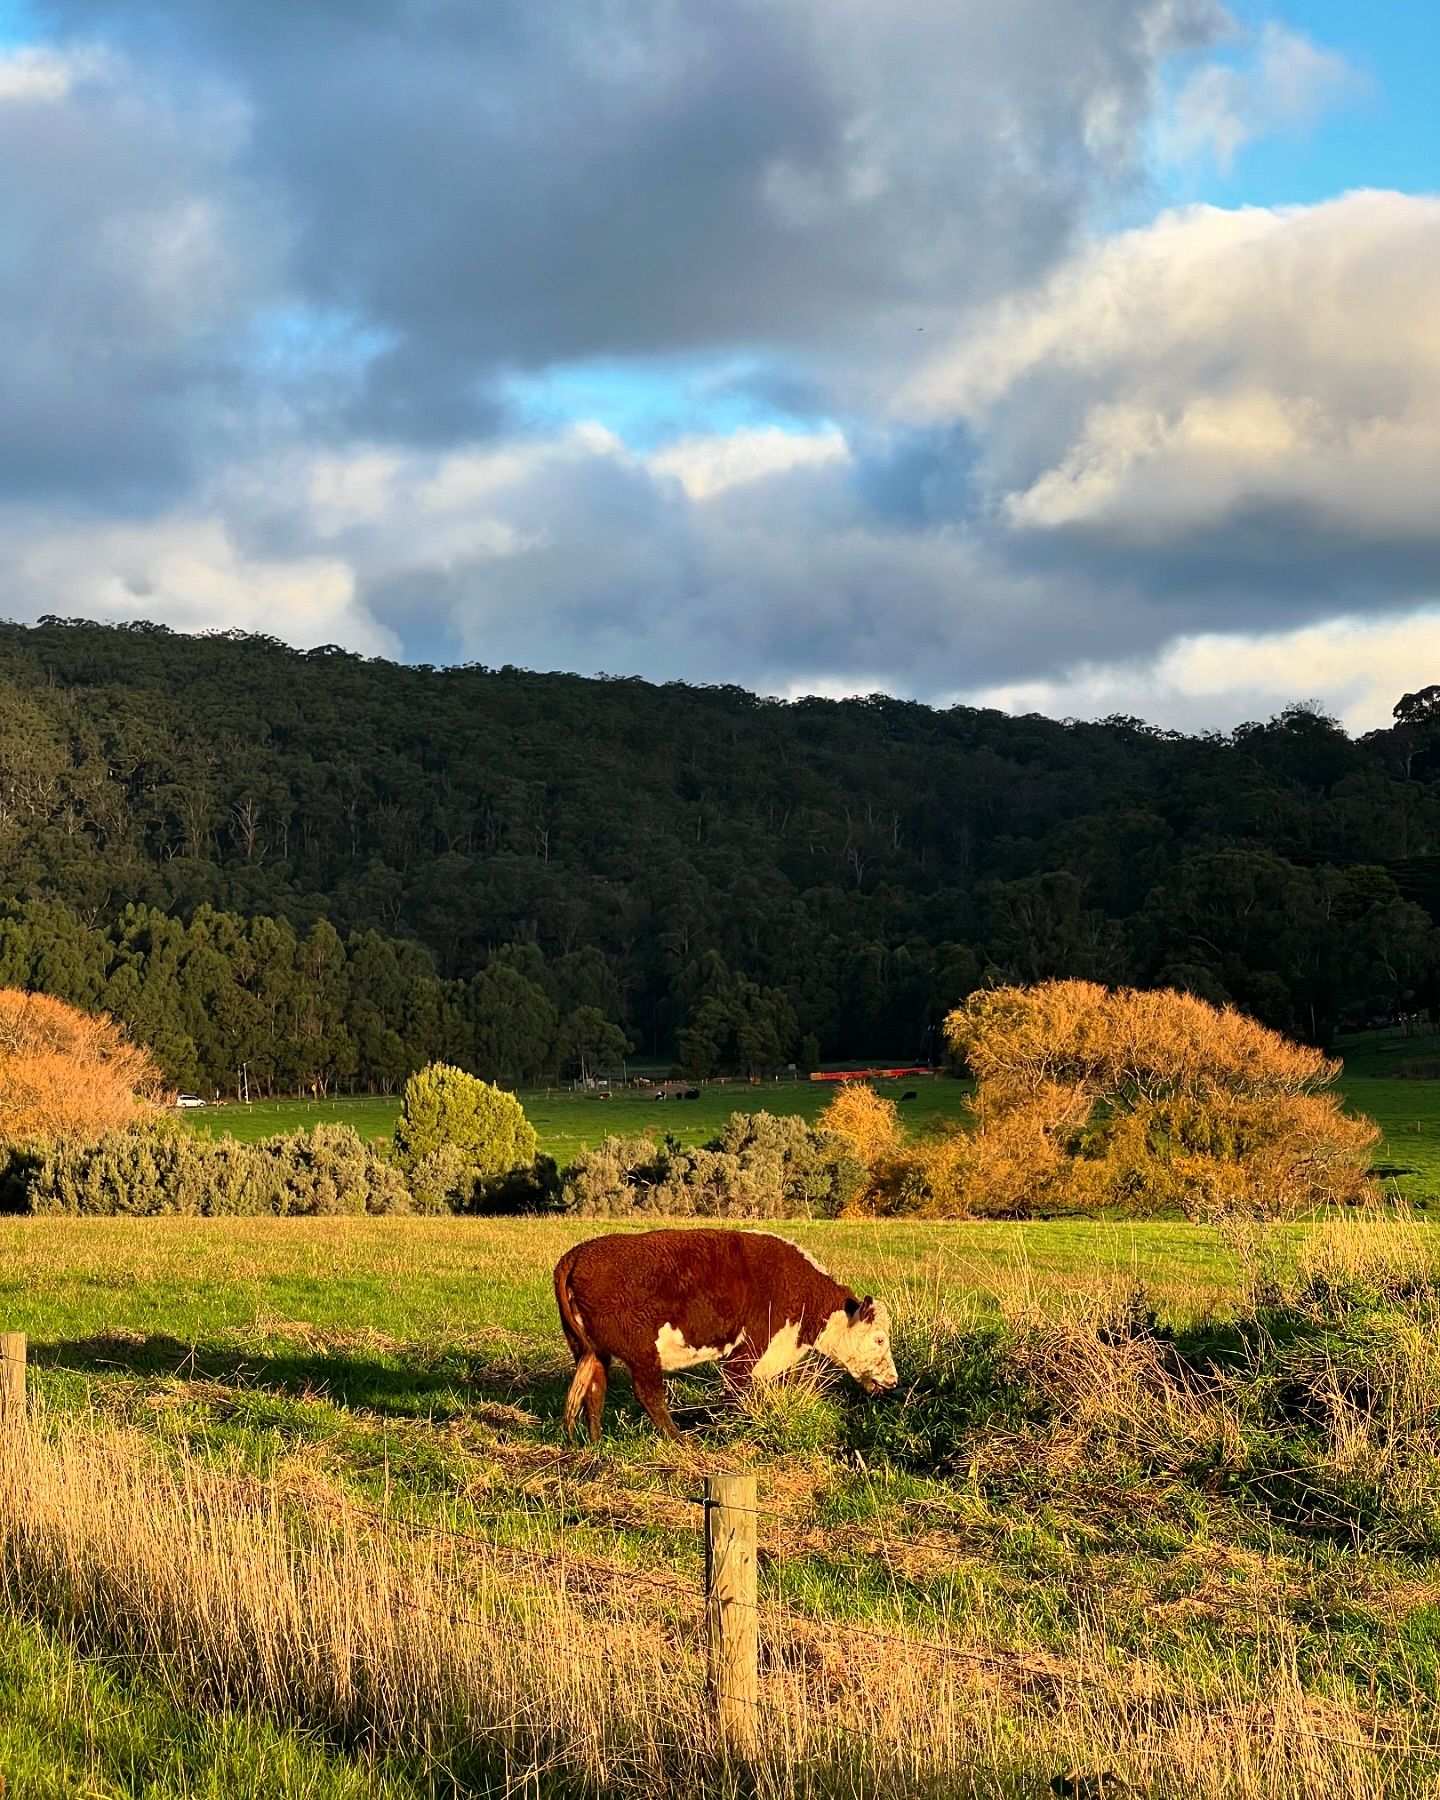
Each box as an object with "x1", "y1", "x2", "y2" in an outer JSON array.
[
  {"x1": 22, "y1": 1122, "x2": 409, "y2": 1216},
  {"x1": 559, "y1": 1112, "x2": 865, "y2": 1218}
]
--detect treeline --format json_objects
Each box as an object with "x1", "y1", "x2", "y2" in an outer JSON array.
[
  {"x1": 0, "y1": 899, "x2": 633, "y2": 1094},
  {"x1": 2, "y1": 618, "x2": 1440, "y2": 1064}
]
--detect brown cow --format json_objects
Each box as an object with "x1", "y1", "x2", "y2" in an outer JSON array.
[{"x1": 553, "y1": 1227, "x2": 898, "y2": 1440}]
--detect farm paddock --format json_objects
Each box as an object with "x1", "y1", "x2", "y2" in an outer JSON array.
[
  {"x1": 176, "y1": 1064, "x2": 1440, "y2": 1210},
  {"x1": 5, "y1": 1213, "x2": 1440, "y2": 1798}
]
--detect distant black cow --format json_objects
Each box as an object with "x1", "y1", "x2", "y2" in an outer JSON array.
[
  {"x1": 900, "y1": 1090, "x2": 918, "y2": 1102},
  {"x1": 684, "y1": 1088, "x2": 700, "y2": 1100}
]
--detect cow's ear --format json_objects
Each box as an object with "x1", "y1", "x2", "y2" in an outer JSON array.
[
  {"x1": 844, "y1": 1296, "x2": 861, "y2": 1320},
  {"x1": 856, "y1": 1296, "x2": 876, "y2": 1323}
]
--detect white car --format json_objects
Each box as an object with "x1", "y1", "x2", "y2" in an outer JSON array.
[{"x1": 174, "y1": 1093, "x2": 208, "y2": 1109}]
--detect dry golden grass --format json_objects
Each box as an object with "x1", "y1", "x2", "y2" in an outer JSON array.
[{"x1": 3, "y1": 1385, "x2": 1438, "y2": 1798}]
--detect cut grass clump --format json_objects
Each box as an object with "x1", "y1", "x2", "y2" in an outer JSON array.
[{"x1": 731, "y1": 1364, "x2": 850, "y2": 1458}]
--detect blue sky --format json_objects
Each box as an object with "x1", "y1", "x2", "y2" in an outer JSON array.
[
  {"x1": 1160, "y1": 0, "x2": 1440, "y2": 207},
  {"x1": 0, "y1": 0, "x2": 1435, "y2": 730}
]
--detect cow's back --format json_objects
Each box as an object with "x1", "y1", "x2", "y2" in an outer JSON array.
[{"x1": 563, "y1": 1228, "x2": 839, "y2": 1362}]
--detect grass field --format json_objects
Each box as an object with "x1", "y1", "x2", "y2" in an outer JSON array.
[
  {"x1": 180, "y1": 1072, "x2": 974, "y2": 1159},
  {"x1": 181, "y1": 1059, "x2": 1440, "y2": 1208},
  {"x1": 8, "y1": 1027, "x2": 1440, "y2": 1795},
  {"x1": 8, "y1": 1210, "x2": 1440, "y2": 1795}
]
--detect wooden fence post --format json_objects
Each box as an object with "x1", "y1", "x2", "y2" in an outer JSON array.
[
  {"x1": 705, "y1": 1470, "x2": 758, "y2": 1757},
  {"x1": 0, "y1": 1333, "x2": 25, "y2": 1423}
]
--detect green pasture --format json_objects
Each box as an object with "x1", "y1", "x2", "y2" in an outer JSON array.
[
  {"x1": 179, "y1": 1060, "x2": 1440, "y2": 1206},
  {"x1": 7, "y1": 1210, "x2": 1440, "y2": 1796},
  {"x1": 180, "y1": 1073, "x2": 973, "y2": 1159},
  {"x1": 0, "y1": 1214, "x2": 1243, "y2": 1350},
  {"x1": 13, "y1": 1024, "x2": 1440, "y2": 1793}
]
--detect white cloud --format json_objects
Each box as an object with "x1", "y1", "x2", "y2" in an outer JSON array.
[
  {"x1": 1159, "y1": 23, "x2": 1362, "y2": 173},
  {"x1": 0, "y1": 44, "x2": 93, "y2": 101},
  {"x1": 963, "y1": 608, "x2": 1440, "y2": 734},
  {"x1": 8, "y1": 518, "x2": 398, "y2": 656},
  {"x1": 648, "y1": 426, "x2": 849, "y2": 499},
  {"x1": 906, "y1": 190, "x2": 1440, "y2": 545}
]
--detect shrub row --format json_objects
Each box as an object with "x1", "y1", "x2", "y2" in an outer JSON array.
[
  {"x1": 1, "y1": 1110, "x2": 854, "y2": 1219},
  {"x1": 0, "y1": 1122, "x2": 560, "y2": 1218},
  {"x1": 559, "y1": 1111, "x2": 866, "y2": 1218},
  {"x1": 12, "y1": 1123, "x2": 410, "y2": 1217}
]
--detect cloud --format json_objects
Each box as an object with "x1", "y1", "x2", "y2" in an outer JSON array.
[
  {"x1": 649, "y1": 426, "x2": 848, "y2": 499},
  {"x1": 1159, "y1": 23, "x2": 1364, "y2": 174},
  {"x1": 0, "y1": 43, "x2": 88, "y2": 100},
  {"x1": 907, "y1": 190, "x2": 1440, "y2": 571},
  {"x1": 961, "y1": 607, "x2": 1440, "y2": 734},
  {"x1": 6, "y1": 516, "x2": 396, "y2": 655},
  {"x1": 0, "y1": 40, "x2": 282, "y2": 502},
  {"x1": 1, "y1": 382, "x2": 1435, "y2": 735},
  {"x1": 0, "y1": 2, "x2": 1434, "y2": 740},
  {"x1": 43, "y1": 0, "x2": 1227, "y2": 433}
]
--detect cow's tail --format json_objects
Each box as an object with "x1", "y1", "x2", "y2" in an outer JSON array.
[{"x1": 555, "y1": 1246, "x2": 601, "y2": 1438}]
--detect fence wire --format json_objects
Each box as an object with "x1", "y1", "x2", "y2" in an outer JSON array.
[{"x1": 334, "y1": 1472, "x2": 1440, "y2": 1768}]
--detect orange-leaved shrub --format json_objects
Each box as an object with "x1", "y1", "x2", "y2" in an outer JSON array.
[
  {"x1": 0, "y1": 989, "x2": 163, "y2": 1142},
  {"x1": 818, "y1": 1082, "x2": 902, "y2": 1172},
  {"x1": 860, "y1": 981, "x2": 1377, "y2": 1220}
]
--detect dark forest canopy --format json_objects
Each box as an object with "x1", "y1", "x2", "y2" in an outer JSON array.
[{"x1": 1, "y1": 616, "x2": 1439, "y2": 1089}]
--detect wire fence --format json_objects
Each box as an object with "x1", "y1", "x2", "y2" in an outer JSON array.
[
  {"x1": 7, "y1": 1330, "x2": 1440, "y2": 1779},
  {"x1": 336, "y1": 1458, "x2": 1440, "y2": 1765}
]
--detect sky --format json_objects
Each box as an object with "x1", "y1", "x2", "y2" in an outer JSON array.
[{"x1": 0, "y1": 0, "x2": 1436, "y2": 733}]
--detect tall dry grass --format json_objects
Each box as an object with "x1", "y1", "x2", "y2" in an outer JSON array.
[{"x1": 2, "y1": 1399, "x2": 1436, "y2": 1797}]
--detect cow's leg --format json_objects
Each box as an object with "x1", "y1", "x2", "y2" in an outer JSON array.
[
  {"x1": 563, "y1": 1351, "x2": 602, "y2": 1438},
  {"x1": 626, "y1": 1355, "x2": 682, "y2": 1440},
  {"x1": 584, "y1": 1355, "x2": 610, "y2": 1443}
]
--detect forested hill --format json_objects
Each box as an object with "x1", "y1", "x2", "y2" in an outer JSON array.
[{"x1": 2, "y1": 616, "x2": 1439, "y2": 1084}]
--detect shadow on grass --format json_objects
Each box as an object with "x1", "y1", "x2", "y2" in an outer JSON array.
[{"x1": 30, "y1": 1332, "x2": 590, "y2": 1433}]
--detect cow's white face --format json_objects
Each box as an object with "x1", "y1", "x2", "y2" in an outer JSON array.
[{"x1": 819, "y1": 1297, "x2": 898, "y2": 1394}]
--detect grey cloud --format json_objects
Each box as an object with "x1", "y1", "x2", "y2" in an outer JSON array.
[
  {"x1": 5, "y1": 3, "x2": 1436, "y2": 738},
  {"x1": 48, "y1": 0, "x2": 1227, "y2": 437},
  {"x1": 0, "y1": 48, "x2": 281, "y2": 501},
  {"x1": 264, "y1": 431, "x2": 1155, "y2": 696}
]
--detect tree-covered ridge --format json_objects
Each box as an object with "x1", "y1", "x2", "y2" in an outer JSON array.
[{"x1": 1, "y1": 617, "x2": 1439, "y2": 1066}]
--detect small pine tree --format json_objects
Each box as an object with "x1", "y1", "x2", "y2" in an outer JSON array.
[{"x1": 392, "y1": 1062, "x2": 538, "y2": 1185}]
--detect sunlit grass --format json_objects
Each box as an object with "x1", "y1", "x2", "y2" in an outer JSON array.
[
  {"x1": 10, "y1": 1217, "x2": 1440, "y2": 1797},
  {"x1": 178, "y1": 1075, "x2": 975, "y2": 1159},
  {"x1": 177, "y1": 1064, "x2": 1440, "y2": 1211}
]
